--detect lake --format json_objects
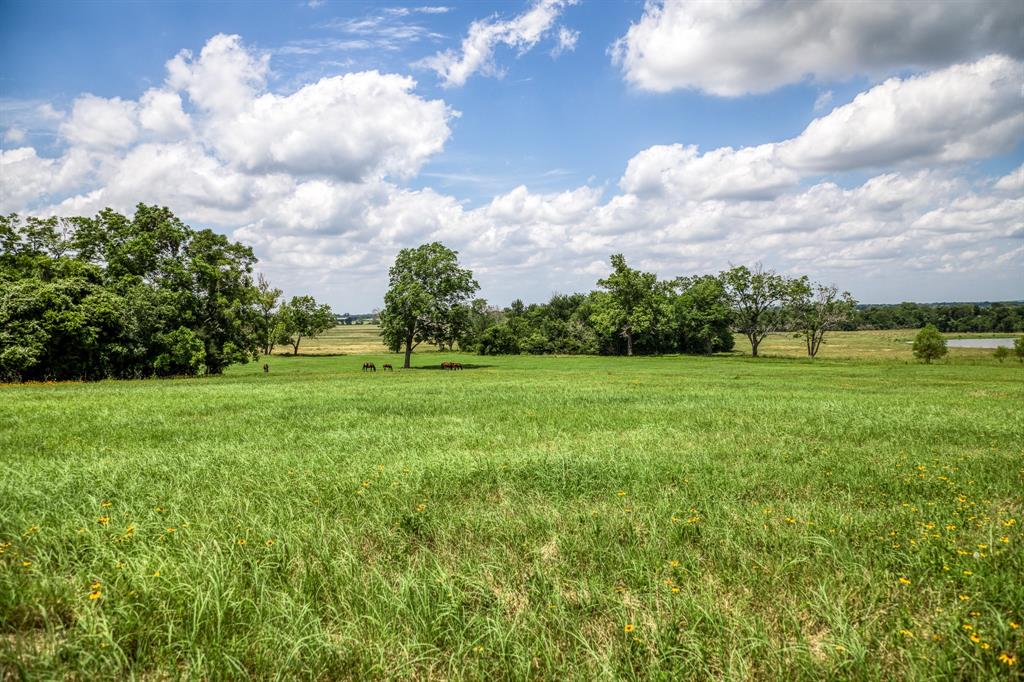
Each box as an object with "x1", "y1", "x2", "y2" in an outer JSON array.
[{"x1": 946, "y1": 338, "x2": 1018, "y2": 348}]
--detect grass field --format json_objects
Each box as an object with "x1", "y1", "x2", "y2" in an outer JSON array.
[{"x1": 2, "y1": 330, "x2": 1023, "y2": 679}]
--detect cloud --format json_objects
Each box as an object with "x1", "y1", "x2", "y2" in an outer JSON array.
[
  {"x1": 812, "y1": 90, "x2": 833, "y2": 112},
  {"x1": 551, "y1": 26, "x2": 579, "y2": 57},
  {"x1": 3, "y1": 128, "x2": 26, "y2": 144},
  {"x1": 2, "y1": 37, "x2": 1020, "y2": 307},
  {"x1": 59, "y1": 94, "x2": 139, "y2": 149},
  {"x1": 418, "y1": 0, "x2": 578, "y2": 87},
  {"x1": 778, "y1": 56, "x2": 1024, "y2": 172},
  {"x1": 612, "y1": 0, "x2": 1024, "y2": 95}
]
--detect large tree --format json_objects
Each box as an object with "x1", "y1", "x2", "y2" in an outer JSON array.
[
  {"x1": 591, "y1": 254, "x2": 667, "y2": 356},
  {"x1": 672, "y1": 275, "x2": 735, "y2": 355},
  {"x1": 379, "y1": 242, "x2": 479, "y2": 368},
  {"x1": 720, "y1": 264, "x2": 798, "y2": 357},
  {"x1": 789, "y1": 280, "x2": 857, "y2": 359},
  {"x1": 277, "y1": 295, "x2": 335, "y2": 355}
]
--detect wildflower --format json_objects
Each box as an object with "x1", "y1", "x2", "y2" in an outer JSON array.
[
  {"x1": 473, "y1": 645, "x2": 484, "y2": 653},
  {"x1": 669, "y1": 560, "x2": 679, "y2": 567},
  {"x1": 237, "y1": 539, "x2": 246, "y2": 545},
  {"x1": 101, "y1": 501, "x2": 112, "y2": 508},
  {"x1": 898, "y1": 577, "x2": 911, "y2": 585},
  {"x1": 265, "y1": 539, "x2": 275, "y2": 547},
  {"x1": 89, "y1": 590, "x2": 101, "y2": 600},
  {"x1": 970, "y1": 634, "x2": 981, "y2": 643},
  {"x1": 981, "y1": 642, "x2": 990, "y2": 650},
  {"x1": 900, "y1": 629, "x2": 913, "y2": 638},
  {"x1": 962, "y1": 570, "x2": 973, "y2": 576},
  {"x1": 998, "y1": 652, "x2": 1016, "y2": 666},
  {"x1": 115, "y1": 562, "x2": 126, "y2": 569},
  {"x1": 21, "y1": 560, "x2": 31, "y2": 567},
  {"x1": 617, "y1": 491, "x2": 626, "y2": 497},
  {"x1": 416, "y1": 504, "x2": 426, "y2": 513},
  {"x1": 624, "y1": 624, "x2": 634, "y2": 633},
  {"x1": 152, "y1": 570, "x2": 161, "y2": 577},
  {"x1": 835, "y1": 645, "x2": 846, "y2": 652},
  {"x1": 1000, "y1": 536, "x2": 1009, "y2": 544},
  {"x1": 962, "y1": 624, "x2": 973, "y2": 631},
  {"x1": 1010, "y1": 622, "x2": 1019, "y2": 629},
  {"x1": 958, "y1": 594, "x2": 969, "y2": 602},
  {"x1": 361, "y1": 481, "x2": 369, "y2": 488},
  {"x1": 97, "y1": 516, "x2": 110, "y2": 525},
  {"x1": 785, "y1": 517, "x2": 796, "y2": 524},
  {"x1": 671, "y1": 587, "x2": 680, "y2": 593},
  {"x1": 687, "y1": 515, "x2": 700, "y2": 524},
  {"x1": 1003, "y1": 519, "x2": 1016, "y2": 526},
  {"x1": 166, "y1": 528, "x2": 175, "y2": 534},
  {"x1": 91, "y1": 581, "x2": 100, "y2": 590}
]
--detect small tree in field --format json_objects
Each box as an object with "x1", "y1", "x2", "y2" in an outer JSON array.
[
  {"x1": 277, "y1": 295, "x2": 334, "y2": 355},
  {"x1": 379, "y1": 242, "x2": 479, "y2": 368},
  {"x1": 994, "y1": 346, "x2": 1009, "y2": 363},
  {"x1": 1015, "y1": 336, "x2": 1024, "y2": 362},
  {"x1": 789, "y1": 279, "x2": 857, "y2": 359},
  {"x1": 912, "y1": 324, "x2": 947, "y2": 363}
]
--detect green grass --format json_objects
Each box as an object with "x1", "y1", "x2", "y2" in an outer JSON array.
[{"x1": 2, "y1": 346, "x2": 1023, "y2": 679}]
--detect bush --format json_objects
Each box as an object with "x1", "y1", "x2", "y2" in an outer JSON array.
[
  {"x1": 912, "y1": 324, "x2": 947, "y2": 364},
  {"x1": 154, "y1": 327, "x2": 206, "y2": 376},
  {"x1": 994, "y1": 346, "x2": 1009, "y2": 362}
]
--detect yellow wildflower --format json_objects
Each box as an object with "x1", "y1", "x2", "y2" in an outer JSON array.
[
  {"x1": 97, "y1": 517, "x2": 110, "y2": 525},
  {"x1": 100, "y1": 501, "x2": 112, "y2": 508},
  {"x1": 898, "y1": 577, "x2": 911, "y2": 585},
  {"x1": 998, "y1": 652, "x2": 1016, "y2": 666},
  {"x1": 970, "y1": 634, "x2": 981, "y2": 643},
  {"x1": 899, "y1": 629, "x2": 913, "y2": 638},
  {"x1": 624, "y1": 624, "x2": 635, "y2": 633}
]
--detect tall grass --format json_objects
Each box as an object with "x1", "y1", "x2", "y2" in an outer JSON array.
[{"x1": 2, "y1": 351, "x2": 1022, "y2": 679}]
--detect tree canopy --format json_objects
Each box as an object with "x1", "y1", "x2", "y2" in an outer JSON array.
[{"x1": 1, "y1": 205, "x2": 292, "y2": 381}]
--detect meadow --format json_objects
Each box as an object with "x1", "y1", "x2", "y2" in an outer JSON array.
[{"x1": 1, "y1": 329, "x2": 1022, "y2": 679}]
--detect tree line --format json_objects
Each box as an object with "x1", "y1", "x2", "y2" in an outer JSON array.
[
  {"x1": 378, "y1": 243, "x2": 865, "y2": 364},
  {"x1": 0, "y1": 206, "x2": 333, "y2": 382}
]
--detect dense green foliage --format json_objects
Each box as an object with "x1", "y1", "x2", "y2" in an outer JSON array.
[
  {"x1": 2, "y1": 351, "x2": 1021, "y2": 679},
  {"x1": 379, "y1": 242, "x2": 479, "y2": 368},
  {"x1": 853, "y1": 301, "x2": 1024, "y2": 333},
  {"x1": 0, "y1": 207, "x2": 273, "y2": 381},
  {"x1": 276, "y1": 295, "x2": 336, "y2": 355},
  {"x1": 912, "y1": 324, "x2": 949, "y2": 364}
]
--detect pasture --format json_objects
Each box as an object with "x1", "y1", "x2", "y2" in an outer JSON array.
[{"x1": 2, "y1": 332, "x2": 1022, "y2": 679}]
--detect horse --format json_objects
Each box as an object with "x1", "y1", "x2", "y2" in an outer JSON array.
[
  {"x1": 382, "y1": 364, "x2": 393, "y2": 371},
  {"x1": 452, "y1": 362, "x2": 463, "y2": 370},
  {"x1": 362, "y1": 362, "x2": 376, "y2": 372},
  {"x1": 262, "y1": 363, "x2": 269, "y2": 374},
  {"x1": 441, "y1": 361, "x2": 453, "y2": 370}
]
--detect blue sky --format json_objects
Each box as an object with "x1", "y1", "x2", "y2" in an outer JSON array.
[{"x1": 2, "y1": 0, "x2": 1022, "y2": 311}]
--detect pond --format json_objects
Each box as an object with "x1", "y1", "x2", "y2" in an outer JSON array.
[{"x1": 946, "y1": 338, "x2": 1018, "y2": 348}]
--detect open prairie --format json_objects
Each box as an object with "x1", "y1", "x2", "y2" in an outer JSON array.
[{"x1": 2, "y1": 333, "x2": 1022, "y2": 679}]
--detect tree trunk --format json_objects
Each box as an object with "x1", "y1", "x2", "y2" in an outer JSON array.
[
  {"x1": 292, "y1": 334, "x2": 302, "y2": 355},
  {"x1": 750, "y1": 335, "x2": 760, "y2": 357},
  {"x1": 404, "y1": 337, "x2": 413, "y2": 369},
  {"x1": 625, "y1": 330, "x2": 634, "y2": 356}
]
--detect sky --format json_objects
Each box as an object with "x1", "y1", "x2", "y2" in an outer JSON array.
[{"x1": 1, "y1": 0, "x2": 1022, "y2": 312}]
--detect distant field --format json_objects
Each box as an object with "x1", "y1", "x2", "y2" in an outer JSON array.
[
  {"x1": 2, "y1": 341, "x2": 1022, "y2": 678},
  {"x1": 280, "y1": 325, "x2": 1021, "y2": 363}
]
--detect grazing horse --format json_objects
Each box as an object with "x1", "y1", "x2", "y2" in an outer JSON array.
[
  {"x1": 452, "y1": 362, "x2": 463, "y2": 370},
  {"x1": 362, "y1": 362, "x2": 376, "y2": 372},
  {"x1": 382, "y1": 364, "x2": 393, "y2": 371},
  {"x1": 262, "y1": 363, "x2": 269, "y2": 374},
  {"x1": 441, "y1": 361, "x2": 463, "y2": 371}
]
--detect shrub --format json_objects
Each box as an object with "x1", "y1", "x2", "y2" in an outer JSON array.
[
  {"x1": 912, "y1": 324, "x2": 947, "y2": 364},
  {"x1": 994, "y1": 346, "x2": 1009, "y2": 362},
  {"x1": 154, "y1": 327, "x2": 206, "y2": 376}
]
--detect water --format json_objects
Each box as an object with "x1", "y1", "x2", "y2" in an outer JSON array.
[{"x1": 946, "y1": 338, "x2": 1018, "y2": 349}]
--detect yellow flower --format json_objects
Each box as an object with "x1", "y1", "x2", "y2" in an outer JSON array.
[
  {"x1": 100, "y1": 501, "x2": 112, "y2": 508},
  {"x1": 166, "y1": 527, "x2": 175, "y2": 534},
  {"x1": 962, "y1": 570, "x2": 973, "y2": 576},
  {"x1": 265, "y1": 539, "x2": 275, "y2": 547},
  {"x1": 88, "y1": 590, "x2": 101, "y2": 600},
  {"x1": 898, "y1": 577, "x2": 911, "y2": 585},
  {"x1": 669, "y1": 560, "x2": 679, "y2": 567},
  {"x1": 473, "y1": 645, "x2": 484, "y2": 653},
  {"x1": 1000, "y1": 536, "x2": 1009, "y2": 543},
  {"x1": 97, "y1": 516, "x2": 110, "y2": 525},
  {"x1": 785, "y1": 517, "x2": 796, "y2": 524},
  {"x1": 970, "y1": 633, "x2": 981, "y2": 643},
  {"x1": 617, "y1": 491, "x2": 626, "y2": 497},
  {"x1": 624, "y1": 624, "x2": 635, "y2": 633},
  {"x1": 91, "y1": 581, "x2": 101, "y2": 590},
  {"x1": 998, "y1": 652, "x2": 1016, "y2": 666},
  {"x1": 962, "y1": 624, "x2": 973, "y2": 631},
  {"x1": 980, "y1": 642, "x2": 990, "y2": 650},
  {"x1": 1002, "y1": 518, "x2": 1016, "y2": 526},
  {"x1": 671, "y1": 587, "x2": 680, "y2": 593},
  {"x1": 835, "y1": 645, "x2": 845, "y2": 652},
  {"x1": 21, "y1": 560, "x2": 31, "y2": 567},
  {"x1": 899, "y1": 629, "x2": 913, "y2": 638},
  {"x1": 237, "y1": 539, "x2": 246, "y2": 545},
  {"x1": 152, "y1": 570, "x2": 161, "y2": 577},
  {"x1": 959, "y1": 594, "x2": 970, "y2": 601},
  {"x1": 1010, "y1": 622, "x2": 1019, "y2": 629}
]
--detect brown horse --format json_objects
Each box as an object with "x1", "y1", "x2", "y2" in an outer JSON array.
[
  {"x1": 262, "y1": 363, "x2": 269, "y2": 373},
  {"x1": 441, "y1": 361, "x2": 463, "y2": 370},
  {"x1": 362, "y1": 362, "x2": 376, "y2": 372},
  {"x1": 382, "y1": 364, "x2": 393, "y2": 371}
]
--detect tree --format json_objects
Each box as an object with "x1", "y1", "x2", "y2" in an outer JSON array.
[
  {"x1": 994, "y1": 346, "x2": 1010, "y2": 363},
  {"x1": 720, "y1": 264, "x2": 797, "y2": 357},
  {"x1": 912, "y1": 324, "x2": 947, "y2": 363},
  {"x1": 672, "y1": 275, "x2": 734, "y2": 354},
  {"x1": 379, "y1": 242, "x2": 479, "y2": 368},
  {"x1": 591, "y1": 254, "x2": 666, "y2": 356},
  {"x1": 790, "y1": 280, "x2": 858, "y2": 359},
  {"x1": 277, "y1": 295, "x2": 334, "y2": 355},
  {"x1": 255, "y1": 273, "x2": 283, "y2": 355}
]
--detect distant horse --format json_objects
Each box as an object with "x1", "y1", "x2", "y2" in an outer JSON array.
[
  {"x1": 363, "y1": 362, "x2": 376, "y2": 372},
  {"x1": 262, "y1": 363, "x2": 269, "y2": 374},
  {"x1": 382, "y1": 364, "x2": 393, "y2": 371},
  {"x1": 441, "y1": 361, "x2": 463, "y2": 371}
]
